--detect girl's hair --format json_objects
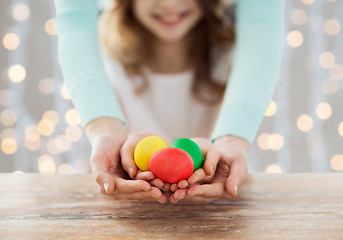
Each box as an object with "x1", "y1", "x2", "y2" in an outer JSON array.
[{"x1": 99, "y1": 0, "x2": 235, "y2": 104}]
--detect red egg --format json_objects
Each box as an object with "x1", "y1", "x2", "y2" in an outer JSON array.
[{"x1": 149, "y1": 148, "x2": 194, "y2": 183}]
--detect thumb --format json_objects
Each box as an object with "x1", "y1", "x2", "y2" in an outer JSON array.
[{"x1": 225, "y1": 159, "x2": 247, "y2": 197}]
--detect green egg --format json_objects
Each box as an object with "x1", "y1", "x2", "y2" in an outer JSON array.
[{"x1": 171, "y1": 138, "x2": 203, "y2": 171}]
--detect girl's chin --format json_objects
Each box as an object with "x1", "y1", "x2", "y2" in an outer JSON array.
[{"x1": 154, "y1": 32, "x2": 188, "y2": 43}]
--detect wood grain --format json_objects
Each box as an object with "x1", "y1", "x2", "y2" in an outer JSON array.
[{"x1": 0, "y1": 173, "x2": 342, "y2": 240}]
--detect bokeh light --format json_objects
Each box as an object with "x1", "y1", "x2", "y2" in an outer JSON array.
[
  {"x1": 12, "y1": 4, "x2": 30, "y2": 21},
  {"x1": 287, "y1": 30, "x2": 304, "y2": 48},
  {"x1": 257, "y1": 133, "x2": 270, "y2": 150},
  {"x1": 57, "y1": 164, "x2": 74, "y2": 174},
  {"x1": 46, "y1": 138, "x2": 60, "y2": 155},
  {"x1": 265, "y1": 100, "x2": 277, "y2": 117},
  {"x1": 44, "y1": 19, "x2": 56, "y2": 36},
  {"x1": 291, "y1": 9, "x2": 307, "y2": 25},
  {"x1": 2, "y1": 33, "x2": 20, "y2": 50},
  {"x1": 55, "y1": 135, "x2": 71, "y2": 152},
  {"x1": 268, "y1": 133, "x2": 284, "y2": 151},
  {"x1": 38, "y1": 119, "x2": 55, "y2": 136},
  {"x1": 65, "y1": 125, "x2": 83, "y2": 142},
  {"x1": 264, "y1": 164, "x2": 283, "y2": 173},
  {"x1": 301, "y1": 0, "x2": 315, "y2": 4},
  {"x1": 65, "y1": 109, "x2": 81, "y2": 126},
  {"x1": 297, "y1": 114, "x2": 314, "y2": 132},
  {"x1": 315, "y1": 103, "x2": 332, "y2": 120},
  {"x1": 322, "y1": 78, "x2": 337, "y2": 95},
  {"x1": 0, "y1": 109, "x2": 16, "y2": 127},
  {"x1": 324, "y1": 19, "x2": 341, "y2": 36},
  {"x1": 330, "y1": 154, "x2": 343, "y2": 171},
  {"x1": 1, "y1": 128, "x2": 16, "y2": 140},
  {"x1": 42, "y1": 110, "x2": 59, "y2": 126},
  {"x1": 1, "y1": 137, "x2": 18, "y2": 155},
  {"x1": 13, "y1": 170, "x2": 24, "y2": 174},
  {"x1": 319, "y1": 52, "x2": 335, "y2": 69},
  {"x1": 38, "y1": 154, "x2": 56, "y2": 174},
  {"x1": 8, "y1": 64, "x2": 26, "y2": 83},
  {"x1": 338, "y1": 122, "x2": 343, "y2": 137},
  {"x1": 60, "y1": 84, "x2": 71, "y2": 100},
  {"x1": 38, "y1": 78, "x2": 55, "y2": 95}
]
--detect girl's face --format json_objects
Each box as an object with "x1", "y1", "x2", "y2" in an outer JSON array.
[{"x1": 133, "y1": 0, "x2": 203, "y2": 43}]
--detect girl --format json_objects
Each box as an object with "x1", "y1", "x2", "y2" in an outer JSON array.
[{"x1": 54, "y1": 0, "x2": 284, "y2": 204}]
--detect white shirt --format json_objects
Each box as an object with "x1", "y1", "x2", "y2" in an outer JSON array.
[{"x1": 102, "y1": 48, "x2": 233, "y2": 142}]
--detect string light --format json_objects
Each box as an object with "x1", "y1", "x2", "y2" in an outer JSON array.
[
  {"x1": 265, "y1": 164, "x2": 283, "y2": 173},
  {"x1": 8, "y1": 65, "x2": 26, "y2": 83},
  {"x1": 12, "y1": 4, "x2": 30, "y2": 21},
  {"x1": 38, "y1": 154, "x2": 56, "y2": 174},
  {"x1": 330, "y1": 154, "x2": 343, "y2": 171},
  {"x1": 2, "y1": 33, "x2": 20, "y2": 50},
  {"x1": 297, "y1": 115, "x2": 314, "y2": 132},
  {"x1": 44, "y1": 19, "x2": 56, "y2": 36},
  {"x1": 65, "y1": 109, "x2": 81, "y2": 126},
  {"x1": 315, "y1": 103, "x2": 332, "y2": 120},
  {"x1": 265, "y1": 100, "x2": 277, "y2": 117},
  {"x1": 338, "y1": 122, "x2": 343, "y2": 137},
  {"x1": 1, "y1": 137, "x2": 18, "y2": 155},
  {"x1": 319, "y1": 52, "x2": 335, "y2": 69},
  {"x1": 0, "y1": 109, "x2": 16, "y2": 127},
  {"x1": 287, "y1": 30, "x2": 304, "y2": 48},
  {"x1": 324, "y1": 19, "x2": 341, "y2": 36},
  {"x1": 38, "y1": 78, "x2": 55, "y2": 95},
  {"x1": 291, "y1": 9, "x2": 307, "y2": 25},
  {"x1": 60, "y1": 84, "x2": 71, "y2": 100}
]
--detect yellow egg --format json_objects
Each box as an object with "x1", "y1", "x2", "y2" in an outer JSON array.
[{"x1": 134, "y1": 136, "x2": 168, "y2": 171}]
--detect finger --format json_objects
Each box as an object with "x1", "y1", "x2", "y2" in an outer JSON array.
[
  {"x1": 162, "y1": 182, "x2": 171, "y2": 192},
  {"x1": 187, "y1": 183, "x2": 225, "y2": 198},
  {"x1": 114, "y1": 177, "x2": 151, "y2": 193},
  {"x1": 177, "y1": 180, "x2": 189, "y2": 189},
  {"x1": 225, "y1": 159, "x2": 248, "y2": 197},
  {"x1": 170, "y1": 183, "x2": 179, "y2": 192},
  {"x1": 120, "y1": 134, "x2": 143, "y2": 178},
  {"x1": 134, "y1": 170, "x2": 155, "y2": 181},
  {"x1": 94, "y1": 172, "x2": 115, "y2": 195},
  {"x1": 149, "y1": 187, "x2": 168, "y2": 204},
  {"x1": 149, "y1": 178, "x2": 164, "y2": 189},
  {"x1": 169, "y1": 189, "x2": 187, "y2": 204},
  {"x1": 187, "y1": 168, "x2": 207, "y2": 185},
  {"x1": 203, "y1": 147, "x2": 221, "y2": 176}
]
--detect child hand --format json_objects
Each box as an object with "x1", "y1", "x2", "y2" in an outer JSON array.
[
  {"x1": 169, "y1": 137, "x2": 220, "y2": 204},
  {"x1": 86, "y1": 118, "x2": 167, "y2": 204},
  {"x1": 171, "y1": 135, "x2": 250, "y2": 204},
  {"x1": 120, "y1": 131, "x2": 169, "y2": 202}
]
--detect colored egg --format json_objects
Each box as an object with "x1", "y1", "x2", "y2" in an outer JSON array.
[
  {"x1": 149, "y1": 148, "x2": 194, "y2": 183},
  {"x1": 171, "y1": 138, "x2": 203, "y2": 171},
  {"x1": 134, "y1": 136, "x2": 168, "y2": 171}
]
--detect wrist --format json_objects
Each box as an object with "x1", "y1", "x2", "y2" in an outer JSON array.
[
  {"x1": 213, "y1": 135, "x2": 250, "y2": 152},
  {"x1": 85, "y1": 117, "x2": 127, "y2": 145}
]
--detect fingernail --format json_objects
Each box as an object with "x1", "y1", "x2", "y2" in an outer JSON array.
[
  {"x1": 235, "y1": 185, "x2": 238, "y2": 195},
  {"x1": 104, "y1": 183, "x2": 109, "y2": 194},
  {"x1": 129, "y1": 168, "x2": 133, "y2": 178}
]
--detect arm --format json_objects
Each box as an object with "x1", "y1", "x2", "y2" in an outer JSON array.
[
  {"x1": 211, "y1": 0, "x2": 285, "y2": 144},
  {"x1": 54, "y1": 0, "x2": 126, "y2": 127}
]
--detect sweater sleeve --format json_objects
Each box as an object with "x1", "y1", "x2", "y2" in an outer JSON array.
[
  {"x1": 210, "y1": 0, "x2": 285, "y2": 144},
  {"x1": 53, "y1": 0, "x2": 126, "y2": 127}
]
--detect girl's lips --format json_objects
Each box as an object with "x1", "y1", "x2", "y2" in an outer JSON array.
[{"x1": 153, "y1": 11, "x2": 189, "y2": 27}]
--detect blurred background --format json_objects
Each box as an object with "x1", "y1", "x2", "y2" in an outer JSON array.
[{"x1": 0, "y1": 0, "x2": 342, "y2": 174}]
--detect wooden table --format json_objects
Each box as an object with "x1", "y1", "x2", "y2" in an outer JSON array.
[{"x1": 0, "y1": 173, "x2": 342, "y2": 239}]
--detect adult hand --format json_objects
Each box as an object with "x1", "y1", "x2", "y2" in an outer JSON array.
[
  {"x1": 86, "y1": 118, "x2": 167, "y2": 204},
  {"x1": 170, "y1": 135, "x2": 250, "y2": 204}
]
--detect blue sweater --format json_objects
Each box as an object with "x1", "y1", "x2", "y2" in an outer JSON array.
[{"x1": 54, "y1": 0, "x2": 284, "y2": 144}]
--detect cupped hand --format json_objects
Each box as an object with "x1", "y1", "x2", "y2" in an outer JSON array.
[
  {"x1": 170, "y1": 135, "x2": 250, "y2": 204},
  {"x1": 120, "y1": 131, "x2": 170, "y2": 202},
  {"x1": 86, "y1": 118, "x2": 167, "y2": 204},
  {"x1": 169, "y1": 137, "x2": 221, "y2": 204}
]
